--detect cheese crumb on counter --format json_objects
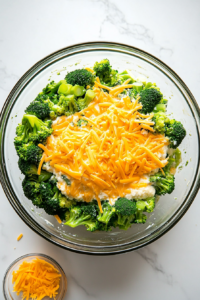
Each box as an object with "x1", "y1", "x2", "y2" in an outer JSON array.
[{"x1": 17, "y1": 234, "x2": 23, "y2": 241}]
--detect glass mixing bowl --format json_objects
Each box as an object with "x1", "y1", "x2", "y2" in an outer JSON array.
[{"x1": 0, "y1": 42, "x2": 200, "y2": 254}]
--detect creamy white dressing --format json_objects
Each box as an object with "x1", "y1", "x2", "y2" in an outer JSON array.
[{"x1": 43, "y1": 142, "x2": 168, "y2": 204}]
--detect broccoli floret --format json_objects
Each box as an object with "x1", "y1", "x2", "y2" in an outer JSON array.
[
  {"x1": 136, "y1": 197, "x2": 155, "y2": 213},
  {"x1": 115, "y1": 197, "x2": 136, "y2": 216},
  {"x1": 93, "y1": 59, "x2": 129, "y2": 87},
  {"x1": 80, "y1": 202, "x2": 98, "y2": 218},
  {"x1": 22, "y1": 177, "x2": 43, "y2": 208},
  {"x1": 117, "y1": 70, "x2": 135, "y2": 84},
  {"x1": 139, "y1": 88, "x2": 163, "y2": 114},
  {"x1": 77, "y1": 89, "x2": 96, "y2": 111},
  {"x1": 77, "y1": 119, "x2": 88, "y2": 127},
  {"x1": 65, "y1": 69, "x2": 94, "y2": 87},
  {"x1": 58, "y1": 210, "x2": 70, "y2": 222},
  {"x1": 153, "y1": 113, "x2": 186, "y2": 148},
  {"x1": 152, "y1": 111, "x2": 170, "y2": 134},
  {"x1": 39, "y1": 182, "x2": 75, "y2": 215},
  {"x1": 42, "y1": 80, "x2": 62, "y2": 96},
  {"x1": 34, "y1": 93, "x2": 49, "y2": 103},
  {"x1": 21, "y1": 114, "x2": 53, "y2": 143},
  {"x1": 134, "y1": 211, "x2": 147, "y2": 223},
  {"x1": 59, "y1": 194, "x2": 76, "y2": 209},
  {"x1": 25, "y1": 101, "x2": 50, "y2": 120},
  {"x1": 174, "y1": 148, "x2": 182, "y2": 167},
  {"x1": 18, "y1": 158, "x2": 52, "y2": 182},
  {"x1": 96, "y1": 221, "x2": 112, "y2": 232},
  {"x1": 64, "y1": 203, "x2": 99, "y2": 231},
  {"x1": 57, "y1": 94, "x2": 79, "y2": 116},
  {"x1": 115, "y1": 198, "x2": 137, "y2": 230},
  {"x1": 93, "y1": 59, "x2": 112, "y2": 83},
  {"x1": 15, "y1": 142, "x2": 42, "y2": 164},
  {"x1": 150, "y1": 171, "x2": 175, "y2": 195},
  {"x1": 163, "y1": 149, "x2": 182, "y2": 174},
  {"x1": 33, "y1": 93, "x2": 62, "y2": 119},
  {"x1": 43, "y1": 189, "x2": 60, "y2": 215},
  {"x1": 165, "y1": 120, "x2": 186, "y2": 149},
  {"x1": 97, "y1": 202, "x2": 116, "y2": 224}
]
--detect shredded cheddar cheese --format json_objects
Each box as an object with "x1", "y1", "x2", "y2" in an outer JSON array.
[
  {"x1": 54, "y1": 215, "x2": 62, "y2": 224},
  {"x1": 38, "y1": 84, "x2": 169, "y2": 210},
  {"x1": 12, "y1": 258, "x2": 62, "y2": 300},
  {"x1": 17, "y1": 234, "x2": 23, "y2": 241}
]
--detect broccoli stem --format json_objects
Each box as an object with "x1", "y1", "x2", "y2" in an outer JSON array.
[
  {"x1": 58, "y1": 83, "x2": 72, "y2": 95},
  {"x1": 132, "y1": 82, "x2": 143, "y2": 92},
  {"x1": 84, "y1": 89, "x2": 96, "y2": 104},
  {"x1": 153, "y1": 103, "x2": 166, "y2": 112},
  {"x1": 71, "y1": 85, "x2": 86, "y2": 97}
]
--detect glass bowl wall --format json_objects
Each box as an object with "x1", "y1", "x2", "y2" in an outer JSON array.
[{"x1": 0, "y1": 42, "x2": 200, "y2": 254}]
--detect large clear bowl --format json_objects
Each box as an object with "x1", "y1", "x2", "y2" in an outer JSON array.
[{"x1": 0, "y1": 42, "x2": 200, "y2": 254}]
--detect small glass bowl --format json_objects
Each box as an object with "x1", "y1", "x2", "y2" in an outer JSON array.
[{"x1": 3, "y1": 253, "x2": 67, "y2": 300}]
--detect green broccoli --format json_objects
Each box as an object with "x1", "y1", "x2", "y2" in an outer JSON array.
[
  {"x1": 33, "y1": 93, "x2": 62, "y2": 119},
  {"x1": 58, "y1": 83, "x2": 73, "y2": 95},
  {"x1": 134, "y1": 211, "x2": 147, "y2": 223},
  {"x1": 22, "y1": 177, "x2": 43, "y2": 208},
  {"x1": 136, "y1": 197, "x2": 155, "y2": 213},
  {"x1": 115, "y1": 197, "x2": 136, "y2": 215},
  {"x1": 77, "y1": 89, "x2": 96, "y2": 111},
  {"x1": 97, "y1": 221, "x2": 112, "y2": 232},
  {"x1": 65, "y1": 69, "x2": 94, "y2": 87},
  {"x1": 57, "y1": 94, "x2": 79, "y2": 116},
  {"x1": 139, "y1": 88, "x2": 163, "y2": 114},
  {"x1": 150, "y1": 172, "x2": 175, "y2": 195},
  {"x1": 165, "y1": 120, "x2": 186, "y2": 148},
  {"x1": 18, "y1": 158, "x2": 52, "y2": 182},
  {"x1": 117, "y1": 70, "x2": 135, "y2": 84},
  {"x1": 25, "y1": 101, "x2": 50, "y2": 120},
  {"x1": 15, "y1": 114, "x2": 53, "y2": 145},
  {"x1": 70, "y1": 85, "x2": 86, "y2": 97},
  {"x1": 93, "y1": 59, "x2": 113, "y2": 83},
  {"x1": 152, "y1": 111, "x2": 170, "y2": 134},
  {"x1": 163, "y1": 149, "x2": 182, "y2": 174},
  {"x1": 15, "y1": 142, "x2": 42, "y2": 164},
  {"x1": 97, "y1": 202, "x2": 116, "y2": 224},
  {"x1": 58, "y1": 210, "x2": 70, "y2": 222},
  {"x1": 93, "y1": 59, "x2": 130, "y2": 87},
  {"x1": 42, "y1": 80, "x2": 62, "y2": 96},
  {"x1": 64, "y1": 203, "x2": 99, "y2": 232},
  {"x1": 38, "y1": 182, "x2": 75, "y2": 215},
  {"x1": 77, "y1": 119, "x2": 88, "y2": 127},
  {"x1": 174, "y1": 148, "x2": 182, "y2": 167},
  {"x1": 115, "y1": 198, "x2": 137, "y2": 230},
  {"x1": 153, "y1": 113, "x2": 186, "y2": 149},
  {"x1": 153, "y1": 98, "x2": 168, "y2": 113}
]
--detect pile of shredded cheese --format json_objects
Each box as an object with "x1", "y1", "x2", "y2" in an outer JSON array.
[
  {"x1": 38, "y1": 80, "x2": 169, "y2": 213},
  {"x1": 12, "y1": 258, "x2": 62, "y2": 300}
]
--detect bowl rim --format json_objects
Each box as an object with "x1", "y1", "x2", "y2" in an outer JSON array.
[
  {"x1": 0, "y1": 41, "x2": 200, "y2": 255},
  {"x1": 2, "y1": 253, "x2": 67, "y2": 300}
]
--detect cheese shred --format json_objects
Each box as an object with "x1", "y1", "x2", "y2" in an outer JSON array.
[
  {"x1": 39, "y1": 85, "x2": 168, "y2": 209},
  {"x1": 17, "y1": 234, "x2": 23, "y2": 241},
  {"x1": 12, "y1": 258, "x2": 62, "y2": 300}
]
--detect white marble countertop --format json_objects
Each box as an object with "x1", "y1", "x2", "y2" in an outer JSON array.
[{"x1": 0, "y1": 0, "x2": 200, "y2": 299}]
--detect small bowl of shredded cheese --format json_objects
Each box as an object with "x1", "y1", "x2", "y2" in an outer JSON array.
[{"x1": 3, "y1": 253, "x2": 67, "y2": 300}]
